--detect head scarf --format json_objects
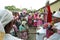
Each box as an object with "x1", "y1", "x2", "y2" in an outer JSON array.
[
  {"x1": 0, "y1": 10, "x2": 13, "y2": 40},
  {"x1": 0, "y1": 21, "x2": 5, "y2": 32},
  {"x1": 0, "y1": 10, "x2": 13, "y2": 27},
  {"x1": 53, "y1": 11, "x2": 60, "y2": 18}
]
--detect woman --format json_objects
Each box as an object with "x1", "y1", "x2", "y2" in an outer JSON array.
[
  {"x1": 18, "y1": 24, "x2": 28, "y2": 40},
  {"x1": 37, "y1": 15, "x2": 43, "y2": 27},
  {"x1": 33, "y1": 11, "x2": 39, "y2": 27},
  {"x1": 18, "y1": 20, "x2": 28, "y2": 40},
  {"x1": 0, "y1": 10, "x2": 23, "y2": 40},
  {"x1": 28, "y1": 13, "x2": 32, "y2": 27}
]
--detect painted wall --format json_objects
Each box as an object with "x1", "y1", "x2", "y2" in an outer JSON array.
[{"x1": 50, "y1": 1, "x2": 60, "y2": 12}]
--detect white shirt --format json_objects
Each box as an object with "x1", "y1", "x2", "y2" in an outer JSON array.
[
  {"x1": 47, "y1": 22, "x2": 60, "y2": 40},
  {"x1": 0, "y1": 21, "x2": 5, "y2": 32},
  {"x1": 36, "y1": 27, "x2": 46, "y2": 34},
  {"x1": 54, "y1": 22, "x2": 60, "y2": 30},
  {"x1": 4, "y1": 34, "x2": 23, "y2": 40},
  {"x1": 36, "y1": 26, "x2": 46, "y2": 40}
]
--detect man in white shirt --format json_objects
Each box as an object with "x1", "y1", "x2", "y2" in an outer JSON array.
[{"x1": 0, "y1": 10, "x2": 23, "y2": 40}]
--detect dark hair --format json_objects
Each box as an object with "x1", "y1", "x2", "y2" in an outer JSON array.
[
  {"x1": 53, "y1": 11, "x2": 56, "y2": 14},
  {"x1": 59, "y1": 8, "x2": 60, "y2": 11},
  {"x1": 4, "y1": 21, "x2": 13, "y2": 33}
]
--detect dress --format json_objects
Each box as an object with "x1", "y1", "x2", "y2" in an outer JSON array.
[
  {"x1": 37, "y1": 19, "x2": 42, "y2": 27},
  {"x1": 28, "y1": 15, "x2": 32, "y2": 27},
  {"x1": 33, "y1": 14, "x2": 39, "y2": 27},
  {"x1": 18, "y1": 25, "x2": 28, "y2": 40}
]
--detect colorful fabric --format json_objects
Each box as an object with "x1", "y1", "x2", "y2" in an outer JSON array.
[
  {"x1": 19, "y1": 31, "x2": 28, "y2": 40},
  {"x1": 37, "y1": 19, "x2": 42, "y2": 26},
  {"x1": 28, "y1": 15, "x2": 32, "y2": 26},
  {"x1": 19, "y1": 25, "x2": 26, "y2": 32},
  {"x1": 13, "y1": 25, "x2": 18, "y2": 32},
  {"x1": 47, "y1": 5, "x2": 52, "y2": 23},
  {"x1": 46, "y1": 29, "x2": 54, "y2": 38}
]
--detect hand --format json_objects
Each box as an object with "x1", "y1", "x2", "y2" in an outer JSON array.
[
  {"x1": 43, "y1": 23, "x2": 48, "y2": 29},
  {"x1": 52, "y1": 26, "x2": 56, "y2": 29},
  {"x1": 57, "y1": 30, "x2": 60, "y2": 34},
  {"x1": 46, "y1": 1, "x2": 49, "y2": 6}
]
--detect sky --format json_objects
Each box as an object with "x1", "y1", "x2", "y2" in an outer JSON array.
[{"x1": 0, "y1": 0, "x2": 56, "y2": 10}]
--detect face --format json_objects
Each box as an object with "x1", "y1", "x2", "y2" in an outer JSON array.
[
  {"x1": 22, "y1": 9, "x2": 27, "y2": 13},
  {"x1": 53, "y1": 17, "x2": 60, "y2": 23},
  {"x1": 4, "y1": 20, "x2": 13, "y2": 33}
]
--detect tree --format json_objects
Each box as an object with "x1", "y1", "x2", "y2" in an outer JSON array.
[
  {"x1": 5, "y1": 5, "x2": 21, "y2": 12},
  {"x1": 5, "y1": 6, "x2": 16, "y2": 10}
]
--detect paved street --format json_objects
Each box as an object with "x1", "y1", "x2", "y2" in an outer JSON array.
[{"x1": 28, "y1": 27, "x2": 36, "y2": 40}]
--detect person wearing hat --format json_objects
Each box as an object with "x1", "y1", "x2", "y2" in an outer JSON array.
[
  {"x1": 47, "y1": 8, "x2": 60, "y2": 40},
  {"x1": 0, "y1": 10, "x2": 23, "y2": 40}
]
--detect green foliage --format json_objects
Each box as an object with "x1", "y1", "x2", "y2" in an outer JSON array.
[
  {"x1": 5, "y1": 5, "x2": 21, "y2": 12},
  {"x1": 5, "y1": 5, "x2": 37, "y2": 13}
]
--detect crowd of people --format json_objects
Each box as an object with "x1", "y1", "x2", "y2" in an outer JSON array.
[
  {"x1": 12, "y1": 9, "x2": 44, "y2": 40},
  {"x1": 0, "y1": 1, "x2": 60, "y2": 40}
]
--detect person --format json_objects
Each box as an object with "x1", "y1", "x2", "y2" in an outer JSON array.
[
  {"x1": 28, "y1": 13, "x2": 32, "y2": 27},
  {"x1": 19, "y1": 23, "x2": 27, "y2": 32},
  {"x1": 33, "y1": 11, "x2": 39, "y2": 27},
  {"x1": 44, "y1": 1, "x2": 53, "y2": 38},
  {"x1": 37, "y1": 15, "x2": 43, "y2": 27},
  {"x1": 21, "y1": 9, "x2": 27, "y2": 17},
  {"x1": 18, "y1": 22, "x2": 28, "y2": 40},
  {"x1": 47, "y1": 8, "x2": 60, "y2": 40},
  {"x1": 0, "y1": 10, "x2": 23, "y2": 40},
  {"x1": 36, "y1": 26, "x2": 46, "y2": 40},
  {"x1": 13, "y1": 12, "x2": 21, "y2": 30}
]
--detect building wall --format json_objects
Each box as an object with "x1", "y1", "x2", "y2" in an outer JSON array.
[{"x1": 50, "y1": 1, "x2": 60, "y2": 12}]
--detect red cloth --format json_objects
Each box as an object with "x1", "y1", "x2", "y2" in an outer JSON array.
[
  {"x1": 47, "y1": 5, "x2": 52, "y2": 23},
  {"x1": 44, "y1": 23, "x2": 54, "y2": 38},
  {"x1": 46, "y1": 5, "x2": 53, "y2": 38},
  {"x1": 33, "y1": 22, "x2": 37, "y2": 27},
  {"x1": 28, "y1": 15, "x2": 32, "y2": 25},
  {"x1": 33, "y1": 14, "x2": 39, "y2": 27},
  {"x1": 46, "y1": 30, "x2": 54, "y2": 38}
]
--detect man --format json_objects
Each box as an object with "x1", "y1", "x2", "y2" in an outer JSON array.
[
  {"x1": 47, "y1": 8, "x2": 60, "y2": 40},
  {"x1": 20, "y1": 9, "x2": 28, "y2": 21},
  {"x1": 0, "y1": 10, "x2": 23, "y2": 40}
]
